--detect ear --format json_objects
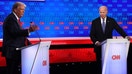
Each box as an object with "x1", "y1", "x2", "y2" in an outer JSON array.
[{"x1": 13, "y1": 9, "x2": 17, "y2": 13}]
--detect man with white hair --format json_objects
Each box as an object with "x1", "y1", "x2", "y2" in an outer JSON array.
[{"x1": 90, "y1": 6, "x2": 130, "y2": 74}]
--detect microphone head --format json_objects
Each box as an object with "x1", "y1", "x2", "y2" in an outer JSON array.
[
  {"x1": 30, "y1": 22, "x2": 33, "y2": 24},
  {"x1": 30, "y1": 22, "x2": 34, "y2": 25}
]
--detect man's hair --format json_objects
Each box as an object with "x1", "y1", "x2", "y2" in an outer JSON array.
[
  {"x1": 99, "y1": 6, "x2": 108, "y2": 11},
  {"x1": 12, "y1": 2, "x2": 26, "y2": 11}
]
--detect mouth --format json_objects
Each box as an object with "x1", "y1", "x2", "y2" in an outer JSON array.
[{"x1": 21, "y1": 13, "x2": 24, "y2": 16}]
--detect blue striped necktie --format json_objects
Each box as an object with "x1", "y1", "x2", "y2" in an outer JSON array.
[{"x1": 102, "y1": 19, "x2": 105, "y2": 32}]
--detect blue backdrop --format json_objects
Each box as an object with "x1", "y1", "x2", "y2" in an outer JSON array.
[{"x1": 0, "y1": 0, "x2": 132, "y2": 38}]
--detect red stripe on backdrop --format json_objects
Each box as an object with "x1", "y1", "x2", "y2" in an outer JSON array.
[
  {"x1": 0, "y1": 48, "x2": 96, "y2": 66},
  {"x1": 50, "y1": 48, "x2": 96, "y2": 63}
]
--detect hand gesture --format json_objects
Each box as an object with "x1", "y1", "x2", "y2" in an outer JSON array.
[{"x1": 29, "y1": 25, "x2": 38, "y2": 32}]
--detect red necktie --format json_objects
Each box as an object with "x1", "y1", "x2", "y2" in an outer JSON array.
[
  {"x1": 18, "y1": 19, "x2": 28, "y2": 46},
  {"x1": 18, "y1": 19, "x2": 22, "y2": 27}
]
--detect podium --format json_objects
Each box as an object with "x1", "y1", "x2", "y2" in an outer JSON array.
[
  {"x1": 18, "y1": 41, "x2": 51, "y2": 74},
  {"x1": 101, "y1": 39, "x2": 130, "y2": 74}
]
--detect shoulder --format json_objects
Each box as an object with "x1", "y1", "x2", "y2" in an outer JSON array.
[
  {"x1": 92, "y1": 17, "x2": 100, "y2": 22},
  {"x1": 107, "y1": 16, "x2": 115, "y2": 21},
  {"x1": 3, "y1": 13, "x2": 17, "y2": 26},
  {"x1": 7, "y1": 13, "x2": 16, "y2": 19},
  {"x1": 4, "y1": 13, "x2": 16, "y2": 22}
]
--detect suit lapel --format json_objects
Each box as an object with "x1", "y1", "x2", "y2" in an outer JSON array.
[
  {"x1": 105, "y1": 17, "x2": 110, "y2": 33},
  {"x1": 98, "y1": 18, "x2": 104, "y2": 34},
  {"x1": 12, "y1": 13, "x2": 22, "y2": 28}
]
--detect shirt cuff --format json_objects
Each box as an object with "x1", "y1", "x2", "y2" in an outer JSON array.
[{"x1": 95, "y1": 41, "x2": 99, "y2": 45}]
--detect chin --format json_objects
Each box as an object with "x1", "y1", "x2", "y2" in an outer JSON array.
[{"x1": 20, "y1": 15, "x2": 23, "y2": 18}]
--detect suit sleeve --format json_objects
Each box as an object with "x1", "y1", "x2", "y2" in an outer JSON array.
[
  {"x1": 112, "y1": 19, "x2": 128, "y2": 38},
  {"x1": 90, "y1": 20, "x2": 98, "y2": 44},
  {"x1": 6, "y1": 18, "x2": 29, "y2": 38}
]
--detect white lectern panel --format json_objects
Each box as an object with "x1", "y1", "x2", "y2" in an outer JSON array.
[
  {"x1": 21, "y1": 41, "x2": 51, "y2": 74},
  {"x1": 102, "y1": 39, "x2": 130, "y2": 74}
]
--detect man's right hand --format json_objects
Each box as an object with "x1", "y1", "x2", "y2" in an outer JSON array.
[
  {"x1": 95, "y1": 41, "x2": 101, "y2": 46},
  {"x1": 125, "y1": 36, "x2": 131, "y2": 41},
  {"x1": 29, "y1": 25, "x2": 38, "y2": 32}
]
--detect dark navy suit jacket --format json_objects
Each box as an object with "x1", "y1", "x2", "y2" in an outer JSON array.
[
  {"x1": 90, "y1": 16, "x2": 128, "y2": 56},
  {"x1": 90, "y1": 16, "x2": 128, "y2": 44},
  {"x1": 2, "y1": 13, "x2": 31, "y2": 58}
]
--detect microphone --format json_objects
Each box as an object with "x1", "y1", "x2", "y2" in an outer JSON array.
[
  {"x1": 29, "y1": 22, "x2": 42, "y2": 74},
  {"x1": 30, "y1": 22, "x2": 41, "y2": 43}
]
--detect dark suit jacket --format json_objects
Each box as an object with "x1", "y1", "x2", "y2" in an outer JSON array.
[
  {"x1": 90, "y1": 16, "x2": 128, "y2": 61},
  {"x1": 2, "y1": 13, "x2": 31, "y2": 58},
  {"x1": 90, "y1": 16, "x2": 128, "y2": 44}
]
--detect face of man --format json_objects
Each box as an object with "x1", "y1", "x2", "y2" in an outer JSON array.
[
  {"x1": 14, "y1": 5, "x2": 25, "y2": 18},
  {"x1": 99, "y1": 6, "x2": 108, "y2": 19}
]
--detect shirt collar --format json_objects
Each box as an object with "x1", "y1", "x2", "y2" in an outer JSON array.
[
  {"x1": 100, "y1": 17, "x2": 107, "y2": 22},
  {"x1": 13, "y1": 12, "x2": 19, "y2": 20}
]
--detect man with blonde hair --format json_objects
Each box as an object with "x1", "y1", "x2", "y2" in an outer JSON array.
[{"x1": 2, "y1": 2, "x2": 38, "y2": 74}]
